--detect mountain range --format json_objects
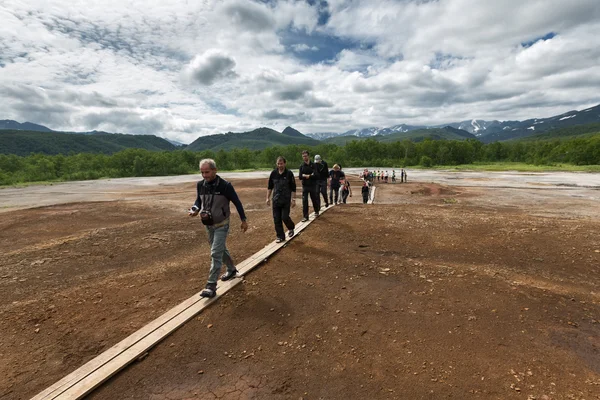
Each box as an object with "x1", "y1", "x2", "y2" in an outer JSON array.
[
  {"x1": 307, "y1": 103, "x2": 600, "y2": 143},
  {"x1": 185, "y1": 126, "x2": 319, "y2": 151},
  {"x1": 0, "y1": 120, "x2": 185, "y2": 147},
  {"x1": 0, "y1": 129, "x2": 177, "y2": 156},
  {"x1": 1, "y1": 103, "x2": 600, "y2": 156}
]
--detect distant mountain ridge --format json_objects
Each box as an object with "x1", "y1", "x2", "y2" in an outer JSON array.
[
  {"x1": 0, "y1": 130, "x2": 176, "y2": 156},
  {"x1": 307, "y1": 103, "x2": 600, "y2": 142},
  {"x1": 2, "y1": 103, "x2": 599, "y2": 152},
  {"x1": 0, "y1": 120, "x2": 54, "y2": 132},
  {"x1": 324, "y1": 126, "x2": 476, "y2": 146},
  {"x1": 186, "y1": 126, "x2": 319, "y2": 151}
]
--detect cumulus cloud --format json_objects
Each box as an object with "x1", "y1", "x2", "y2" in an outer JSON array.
[
  {"x1": 292, "y1": 44, "x2": 319, "y2": 52},
  {"x1": 220, "y1": 0, "x2": 276, "y2": 33},
  {"x1": 262, "y1": 109, "x2": 293, "y2": 120},
  {"x1": 0, "y1": 0, "x2": 599, "y2": 140},
  {"x1": 305, "y1": 95, "x2": 334, "y2": 108},
  {"x1": 80, "y1": 110, "x2": 165, "y2": 134},
  {"x1": 183, "y1": 50, "x2": 238, "y2": 86},
  {"x1": 272, "y1": 80, "x2": 314, "y2": 100}
]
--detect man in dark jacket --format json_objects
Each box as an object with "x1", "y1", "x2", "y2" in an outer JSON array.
[
  {"x1": 298, "y1": 150, "x2": 320, "y2": 222},
  {"x1": 267, "y1": 156, "x2": 296, "y2": 243},
  {"x1": 189, "y1": 159, "x2": 248, "y2": 298},
  {"x1": 314, "y1": 154, "x2": 329, "y2": 208}
]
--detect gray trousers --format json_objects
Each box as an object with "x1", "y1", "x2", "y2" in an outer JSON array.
[{"x1": 204, "y1": 222, "x2": 235, "y2": 284}]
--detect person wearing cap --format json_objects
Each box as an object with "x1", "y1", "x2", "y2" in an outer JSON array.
[
  {"x1": 328, "y1": 164, "x2": 345, "y2": 205},
  {"x1": 298, "y1": 150, "x2": 320, "y2": 222},
  {"x1": 314, "y1": 154, "x2": 329, "y2": 208},
  {"x1": 189, "y1": 158, "x2": 248, "y2": 298},
  {"x1": 266, "y1": 156, "x2": 296, "y2": 243}
]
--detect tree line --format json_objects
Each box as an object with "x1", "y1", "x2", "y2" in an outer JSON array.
[{"x1": 1, "y1": 136, "x2": 599, "y2": 185}]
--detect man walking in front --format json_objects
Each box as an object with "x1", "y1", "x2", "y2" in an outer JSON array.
[
  {"x1": 189, "y1": 159, "x2": 248, "y2": 298},
  {"x1": 299, "y1": 150, "x2": 319, "y2": 222},
  {"x1": 266, "y1": 156, "x2": 296, "y2": 243}
]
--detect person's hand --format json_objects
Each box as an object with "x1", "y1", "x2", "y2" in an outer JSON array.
[
  {"x1": 291, "y1": 198, "x2": 296, "y2": 208},
  {"x1": 188, "y1": 209, "x2": 199, "y2": 217},
  {"x1": 241, "y1": 220, "x2": 248, "y2": 232},
  {"x1": 266, "y1": 198, "x2": 270, "y2": 206}
]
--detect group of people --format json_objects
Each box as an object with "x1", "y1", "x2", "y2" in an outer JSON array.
[
  {"x1": 364, "y1": 169, "x2": 407, "y2": 183},
  {"x1": 188, "y1": 153, "x2": 364, "y2": 298},
  {"x1": 297, "y1": 150, "x2": 353, "y2": 221}
]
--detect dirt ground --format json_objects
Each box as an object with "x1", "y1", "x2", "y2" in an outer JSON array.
[{"x1": 1, "y1": 173, "x2": 599, "y2": 399}]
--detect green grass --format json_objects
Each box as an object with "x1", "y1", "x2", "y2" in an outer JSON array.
[{"x1": 419, "y1": 162, "x2": 600, "y2": 172}]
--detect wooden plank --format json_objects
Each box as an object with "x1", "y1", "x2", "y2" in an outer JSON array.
[
  {"x1": 57, "y1": 277, "x2": 247, "y2": 399},
  {"x1": 32, "y1": 204, "x2": 332, "y2": 400},
  {"x1": 31, "y1": 293, "x2": 205, "y2": 400},
  {"x1": 368, "y1": 186, "x2": 376, "y2": 204}
]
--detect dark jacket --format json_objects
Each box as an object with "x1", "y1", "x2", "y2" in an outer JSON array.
[
  {"x1": 314, "y1": 160, "x2": 329, "y2": 181},
  {"x1": 329, "y1": 170, "x2": 345, "y2": 188},
  {"x1": 299, "y1": 161, "x2": 317, "y2": 186},
  {"x1": 193, "y1": 175, "x2": 247, "y2": 224},
  {"x1": 268, "y1": 168, "x2": 296, "y2": 205}
]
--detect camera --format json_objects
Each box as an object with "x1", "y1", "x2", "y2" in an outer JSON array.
[{"x1": 200, "y1": 211, "x2": 214, "y2": 226}]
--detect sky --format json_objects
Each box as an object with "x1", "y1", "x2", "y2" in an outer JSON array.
[{"x1": 1, "y1": 0, "x2": 600, "y2": 143}]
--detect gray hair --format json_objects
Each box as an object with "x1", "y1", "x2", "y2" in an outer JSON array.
[{"x1": 199, "y1": 158, "x2": 217, "y2": 170}]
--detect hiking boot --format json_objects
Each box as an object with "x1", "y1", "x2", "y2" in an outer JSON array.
[
  {"x1": 325, "y1": 202, "x2": 329, "y2": 207},
  {"x1": 301, "y1": 217, "x2": 309, "y2": 222},
  {"x1": 288, "y1": 229, "x2": 295, "y2": 238},
  {"x1": 200, "y1": 283, "x2": 217, "y2": 298},
  {"x1": 220, "y1": 269, "x2": 238, "y2": 282},
  {"x1": 276, "y1": 237, "x2": 284, "y2": 243},
  {"x1": 315, "y1": 212, "x2": 320, "y2": 217}
]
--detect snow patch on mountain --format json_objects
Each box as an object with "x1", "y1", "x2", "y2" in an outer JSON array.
[{"x1": 559, "y1": 114, "x2": 577, "y2": 121}]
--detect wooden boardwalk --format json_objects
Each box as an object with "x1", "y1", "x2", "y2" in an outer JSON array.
[
  {"x1": 32, "y1": 205, "x2": 333, "y2": 400},
  {"x1": 33, "y1": 182, "x2": 376, "y2": 400}
]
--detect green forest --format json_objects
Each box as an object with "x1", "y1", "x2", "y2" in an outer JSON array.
[{"x1": 1, "y1": 134, "x2": 599, "y2": 186}]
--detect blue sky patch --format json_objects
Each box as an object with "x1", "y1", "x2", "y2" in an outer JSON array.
[
  {"x1": 521, "y1": 32, "x2": 556, "y2": 48},
  {"x1": 205, "y1": 99, "x2": 240, "y2": 116},
  {"x1": 281, "y1": 28, "x2": 374, "y2": 64}
]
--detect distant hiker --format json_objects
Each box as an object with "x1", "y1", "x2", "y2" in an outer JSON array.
[
  {"x1": 338, "y1": 165, "x2": 345, "y2": 201},
  {"x1": 267, "y1": 156, "x2": 296, "y2": 243},
  {"x1": 189, "y1": 159, "x2": 248, "y2": 298},
  {"x1": 341, "y1": 178, "x2": 352, "y2": 203},
  {"x1": 391, "y1": 170, "x2": 396, "y2": 183},
  {"x1": 329, "y1": 164, "x2": 345, "y2": 205},
  {"x1": 314, "y1": 154, "x2": 329, "y2": 208},
  {"x1": 361, "y1": 180, "x2": 371, "y2": 204},
  {"x1": 299, "y1": 150, "x2": 320, "y2": 222},
  {"x1": 401, "y1": 169, "x2": 407, "y2": 183},
  {"x1": 384, "y1": 171, "x2": 389, "y2": 183}
]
